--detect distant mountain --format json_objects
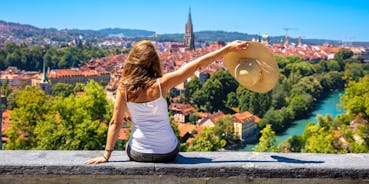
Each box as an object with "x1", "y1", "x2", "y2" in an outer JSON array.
[
  {"x1": 0, "y1": 20, "x2": 156, "y2": 43},
  {"x1": 154, "y1": 31, "x2": 257, "y2": 43},
  {"x1": 1, "y1": 19, "x2": 368, "y2": 46},
  {"x1": 130, "y1": 31, "x2": 344, "y2": 46},
  {"x1": 67, "y1": 28, "x2": 155, "y2": 38},
  {"x1": 98, "y1": 28, "x2": 155, "y2": 37}
]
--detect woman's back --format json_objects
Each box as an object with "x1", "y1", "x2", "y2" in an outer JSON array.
[{"x1": 126, "y1": 79, "x2": 178, "y2": 154}]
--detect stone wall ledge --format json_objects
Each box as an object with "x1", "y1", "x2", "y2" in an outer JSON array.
[{"x1": 0, "y1": 151, "x2": 369, "y2": 180}]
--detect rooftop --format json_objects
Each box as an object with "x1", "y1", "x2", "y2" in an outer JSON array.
[
  {"x1": 0, "y1": 150, "x2": 368, "y2": 183},
  {"x1": 233, "y1": 111, "x2": 261, "y2": 124}
]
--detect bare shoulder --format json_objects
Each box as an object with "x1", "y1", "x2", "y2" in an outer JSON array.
[
  {"x1": 159, "y1": 73, "x2": 179, "y2": 93},
  {"x1": 156, "y1": 77, "x2": 168, "y2": 98},
  {"x1": 130, "y1": 80, "x2": 165, "y2": 102}
]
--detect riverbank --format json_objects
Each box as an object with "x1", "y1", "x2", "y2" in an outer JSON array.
[{"x1": 240, "y1": 90, "x2": 344, "y2": 151}]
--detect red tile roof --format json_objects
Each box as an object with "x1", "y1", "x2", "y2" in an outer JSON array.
[
  {"x1": 47, "y1": 69, "x2": 109, "y2": 79},
  {"x1": 270, "y1": 43, "x2": 340, "y2": 61},
  {"x1": 177, "y1": 123, "x2": 204, "y2": 143},
  {"x1": 198, "y1": 111, "x2": 226, "y2": 126},
  {"x1": 208, "y1": 111, "x2": 226, "y2": 124},
  {"x1": 168, "y1": 103, "x2": 195, "y2": 116},
  {"x1": 232, "y1": 111, "x2": 260, "y2": 124},
  {"x1": 76, "y1": 92, "x2": 85, "y2": 97}
]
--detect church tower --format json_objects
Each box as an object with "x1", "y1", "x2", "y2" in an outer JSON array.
[
  {"x1": 39, "y1": 60, "x2": 51, "y2": 94},
  {"x1": 184, "y1": 8, "x2": 195, "y2": 50}
]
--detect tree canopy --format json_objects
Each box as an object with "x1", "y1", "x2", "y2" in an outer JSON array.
[
  {"x1": 253, "y1": 124, "x2": 278, "y2": 152},
  {"x1": 5, "y1": 81, "x2": 113, "y2": 150},
  {"x1": 0, "y1": 42, "x2": 111, "y2": 71}
]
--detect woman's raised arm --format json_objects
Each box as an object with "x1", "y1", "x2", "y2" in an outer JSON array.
[{"x1": 160, "y1": 40, "x2": 249, "y2": 92}]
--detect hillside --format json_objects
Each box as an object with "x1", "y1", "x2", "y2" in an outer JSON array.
[
  {"x1": 0, "y1": 20, "x2": 155, "y2": 43},
  {"x1": 1, "y1": 19, "x2": 368, "y2": 46}
]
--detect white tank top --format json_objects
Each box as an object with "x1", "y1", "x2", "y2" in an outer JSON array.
[{"x1": 126, "y1": 79, "x2": 179, "y2": 154}]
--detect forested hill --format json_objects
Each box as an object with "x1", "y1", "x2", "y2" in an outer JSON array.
[
  {"x1": 155, "y1": 31, "x2": 359, "y2": 46},
  {"x1": 1, "y1": 19, "x2": 369, "y2": 46},
  {"x1": 128, "y1": 30, "x2": 344, "y2": 45},
  {"x1": 67, "y1": 28, "x2": 156, "y2": 38},
  {"x1": 0, "y1": 20, "x2": 155, "y2": 41}
]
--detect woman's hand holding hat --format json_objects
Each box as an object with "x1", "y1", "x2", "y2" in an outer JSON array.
[
  {"x1": 226, "y1": 40, "x2": 249, "y2": 53},
  {"x1": 224, "y1": 41, "x2": 279, "y2": 93}
]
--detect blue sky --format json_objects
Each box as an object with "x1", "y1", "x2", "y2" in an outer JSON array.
[{"x1": 2, "y1": 0, "x2": 369, "y2": 41}]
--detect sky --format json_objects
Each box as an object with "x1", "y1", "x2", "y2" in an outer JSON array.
[{"x1": 2, "y1": 0, "x2": 369, "y2": 41}]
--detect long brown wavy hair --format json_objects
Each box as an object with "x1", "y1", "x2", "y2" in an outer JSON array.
[{"x1": 119, "y1": 40, "x2": 162, "y2": 101}]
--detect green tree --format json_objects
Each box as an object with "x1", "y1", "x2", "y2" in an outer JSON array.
[
  {"x1": 340, "y1": 76, "x2": 369, "y2": 117},
  {"x1": 345, "y1": 124, "x2": 369, "y2": 153},
  {"x1": 253, "y1": 124, "x2": 278, "y2": 152},
  {"x1": 201, "y1": 78, "x2": 223, "y2": 112},
  {"x1": 5, "y1": 86, "x2": 47, "y2": 149},
  {"x1": 271, "y1": 84, "x2": 287, "y2": 109},
  {"x1": 301, "y1": 123, "x2": 341, "y2": 153},
  {"x1": 43, "y1": 46, "x2": 60, "y2": 69},
  {"x1": 189, "y1": 112, "x2": 201, "y2": 125},
  {"x1": 288, "y1": 94, "x2": 314, "y2": 119},
  {"x1": 284, "y1": 61, "x2": 316, "y2": 77},
  {"x1": 184, "y1": 77, "x2": 201, "y2": 103},
  {"x1": 192, "y1": 89, "x2": 207, "y2": 110},
  {"x1": 187, "y1": 127, "x2": 226, "y2": 151},
  {"x1": 226, "y1": 92, "x2": 238, "y2": 108},
  {"x1": 276, "y1": 55, "x2": 301, "y2": 71},
  {"x1": 344, "y1": 63, "x2": 365, "y2": 81},
  {"x1": 326, "y1": 60, "x2": 341, "y2": 71},
  {"x1": 211, "y1": 69, "x2": 238, "y2": 95},
  {"x1": 335, "y1": 49, "x2": 354, "y2": 60},
  {"x1": 29, "y1": 45, "x2": 44, "y2": 70},
  {"x1": 237, "y1": 86, "x2": 272, "y2": 117},
  {"x1": 51, "y1": 83, "x2": 74, "y2": 97},
  {"x1": 334, "y1": 49, "x2": 353, "y2": 70},
  {"x1": 73, "y1": 82, "x2": 85, "y2": 94},
  {"x1": 213, "y1": 116, "x2": 235, "y2": 144},
  {"x1": 1, "y1": 79, "x2": 12, "y2": 98},
  {"x1": 33, "y1": 91, "x2": 112, "y2": 150},
  {"x1": 290, "y1": 76, "x2": 322, "y2": 99},
  {"x1": 318, "y1": 71, "x2": 344, "y2": 95},
  {"x1": 0, "y1": 50, "x2": 8, "y2": 70},
  {"x1": 6, "y1": 51, "x2": 22, "y2": 68},
  {"x1": 259, "y1": 107, "x2": 294, "y2": 132},
  {"x1": 279, "y1": 135, "x2": 304, "y2": 152},
  {"x1": 4, "y1": 42, "x2": 19, "y2": 54},
  {"x1": 317, "y1": 59, "x2": 328, "y2": 73},
  {"x1": 192, "y1": 69, "x2": 238, "y2": 112},
  {"x1": 5, "y1": 81, "x2": 113, "y2": 150}
]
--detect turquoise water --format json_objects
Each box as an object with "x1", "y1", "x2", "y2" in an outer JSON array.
[{"x1": 241, "y1": 90, "x2": 345, "y2": 151}]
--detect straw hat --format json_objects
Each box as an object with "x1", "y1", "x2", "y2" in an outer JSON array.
[{"x1": 224, "y1": 42, "x2": 279, "y2": 93}]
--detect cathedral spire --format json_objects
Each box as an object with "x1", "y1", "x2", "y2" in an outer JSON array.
[
  {"x1": 185, "y1": 7, "x2": 195, "y2": 50},
  {"x1": 188, "y1": 7, "x2": 192, "y2": 23}
]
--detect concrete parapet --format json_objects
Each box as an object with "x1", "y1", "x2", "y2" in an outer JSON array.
[{"x1": 0, "y1": 151, "x2": 368, "y2": 183}]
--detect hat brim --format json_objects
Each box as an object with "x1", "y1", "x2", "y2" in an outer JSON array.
[{"x1": 224, "y1": 42, "x2": 279, "y2": 93}]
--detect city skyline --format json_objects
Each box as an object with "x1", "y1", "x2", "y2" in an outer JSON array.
[{"x1": 1, "y1": 0, "x2": 369, "y2": 42}]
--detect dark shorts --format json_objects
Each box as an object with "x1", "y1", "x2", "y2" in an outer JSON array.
[{"x1": 126, "y1": 143, "x2": 179, "y2": 163}]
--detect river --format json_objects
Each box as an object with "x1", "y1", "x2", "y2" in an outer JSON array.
[{"x1": 240, "y1": 90, "x2": 345, "y2": 151}]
